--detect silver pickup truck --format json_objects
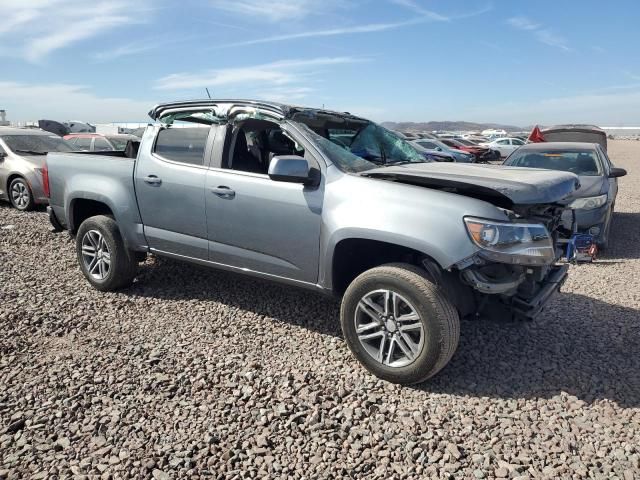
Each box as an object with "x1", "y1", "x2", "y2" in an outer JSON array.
[{"x1": 45, "y1": 100, "x2": 578, "y2": 384}]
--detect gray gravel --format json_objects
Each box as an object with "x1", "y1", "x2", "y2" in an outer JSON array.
[{"x1": 1, "y1": 140, "x2": 639, "y2": 479}]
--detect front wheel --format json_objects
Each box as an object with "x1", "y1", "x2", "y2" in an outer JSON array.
[
  {"x1": 76, "y1": 215, "x2": 137, "y2": 291},
  {"x1": 340, "y1": 263, "x2": 460, "y2": 385}
]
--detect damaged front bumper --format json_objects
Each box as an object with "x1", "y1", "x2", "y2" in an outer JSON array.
[
  {"x1": 455, "y1": 257, "x2": 569, "y2": 321},
  {"x1": 510, "y1": 264, "x2": 569, "y2": 319}
]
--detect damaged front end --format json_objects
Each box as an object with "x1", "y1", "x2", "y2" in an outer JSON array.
[{"x1": 451, "y1": 203, "x2": 570, "y2": 320}]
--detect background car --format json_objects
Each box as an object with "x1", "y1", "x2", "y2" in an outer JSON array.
[
  {"x1": 503, "y1": 142, "x2": 626, "y2": 249},
  {"x1": 0, "y1": 127, "x2": 74, "y2": 210},
  {"x1": 439, "y1": 138, "x2": 496, "y2": 162},
  {"x1": 528, "y1": 124, "x2": 608, "y2": 152},
  {"x1": 411, "y1": 139, "x2": 475, "y2": 162},
  {"x1": 64, "y1": 133, "x2": 140, "y2": 152},
  {"x1": 480, "y1": 137, "x2": 525, "y2": 158}
]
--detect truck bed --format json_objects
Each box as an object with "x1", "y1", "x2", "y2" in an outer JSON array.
[{"x1": 46, "y1": 151, "x2": 144, "y2": 249}]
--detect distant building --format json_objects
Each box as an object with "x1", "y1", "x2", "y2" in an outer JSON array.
[{"x1": 0, "y1": 110, "x2": 9, "y2": 126}]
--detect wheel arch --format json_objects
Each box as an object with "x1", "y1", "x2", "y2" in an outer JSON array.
[
  {"x1": 68, "y1": 197, "x2": 115, "y2": 233},
  {"x1": 327, "y1": 235, "x2": 446, "y2": 295}
]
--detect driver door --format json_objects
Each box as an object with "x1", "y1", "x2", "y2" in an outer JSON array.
[{"x1": 205, "y1": 125, "x2": 323, "y2": 284}]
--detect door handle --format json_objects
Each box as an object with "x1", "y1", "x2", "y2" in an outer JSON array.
[
  {"x1": 211, "y1": 186, "x2": 235, "y2": 199},
  {"x1": 143, "y1": 175, "x2": 162, "y2": 186}
]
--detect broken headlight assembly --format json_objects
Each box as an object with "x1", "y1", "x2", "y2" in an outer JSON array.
[
  {"x1": 464, "y1": 217, "x2": 555, "y2": 265},
  {"x1": 568, "y1": 194, "x2": 607, "y2": 210}
]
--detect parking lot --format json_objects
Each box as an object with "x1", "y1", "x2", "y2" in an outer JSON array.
[{"x1": 0, "y1": 141, "x2": 638, "y2": 478}]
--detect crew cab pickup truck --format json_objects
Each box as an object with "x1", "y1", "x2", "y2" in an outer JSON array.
[{"x1": 45, "y1": 100, "x2": 579, "y2": 384}]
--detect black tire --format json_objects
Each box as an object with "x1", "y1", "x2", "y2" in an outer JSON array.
[
  {"x1": 340, "y1": 263, "x2": 460, "y2": 385},
  {"x1": 76, "y1": 215, "x2": 137, "y2": 291},
  {"x1": 8, "y1": 177, "x2": 34, "y2": 211},
  {"x1": 596, "y1": 206, "x2": 614, "y2": 252}
]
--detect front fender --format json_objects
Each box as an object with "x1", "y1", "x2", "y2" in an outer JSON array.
[{"x1": 317, "y1": 171, "x2": 510, "y2": 289}]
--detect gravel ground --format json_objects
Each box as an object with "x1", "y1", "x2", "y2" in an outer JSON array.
[{"x1": 1, "y1": 140, "x2": 639, "y2": 479}]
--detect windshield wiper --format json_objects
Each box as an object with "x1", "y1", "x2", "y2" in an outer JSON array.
[{"x1": 13, "y1": 149, "x2": 46, "y2": 155}]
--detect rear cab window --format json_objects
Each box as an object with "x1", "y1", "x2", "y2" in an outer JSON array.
[{"x1": 154, "y1": 127, "x2": 210, "y2": 166}]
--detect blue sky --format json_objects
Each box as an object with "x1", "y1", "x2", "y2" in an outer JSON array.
[{"x1": 1, "y1": 0, "x2": 640, "y2": 126}]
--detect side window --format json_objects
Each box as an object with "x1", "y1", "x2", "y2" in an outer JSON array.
[
  {"x1": 74, "y1": 137, "x2": 92, "y2": 150},
  {"x1": 93, "y1": 137, "x2": 113, "y2": 152},
  {"x1": 154, "y1": 127, "x2": 210, "y2": 166},
  {"x1": 512, "y1": 139, "x2": 524, "y2": 145},
  {"x1": 226, "y1": 125, "x2": 305, "y2": 174},
  {"x1": 419, "y1": 141, "x2": 438, "y2": 149},
  {"x1": 497, "y1": 139, "x2": 509, "y2": 145}
]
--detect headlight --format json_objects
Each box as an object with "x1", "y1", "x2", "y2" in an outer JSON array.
[
  {"x1": 568, "y1": 194, "x2": 607, "y2": 210},
  {"x1": 464, "y1": 217, "x2": 555, "y2": 265}
]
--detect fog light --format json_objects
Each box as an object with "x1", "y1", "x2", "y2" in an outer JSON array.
[{"x1": 589, "y1": 226, "x2": 601, "y2": 236}]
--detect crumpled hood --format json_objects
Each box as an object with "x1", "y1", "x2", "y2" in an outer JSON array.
[{"x1": 361, "y1": 162, "x2": 580, "y2": 208}]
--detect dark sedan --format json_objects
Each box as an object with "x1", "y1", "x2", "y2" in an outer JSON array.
[{"x1": 503, "y1": 142, "x2": 626, "y2": 249}]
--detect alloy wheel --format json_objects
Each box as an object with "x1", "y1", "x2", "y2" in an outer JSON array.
[
  {"x1": 10, "y1": 180, "x2": 30, "y2": 209},
  {"x1": 354, "y1": 289, "x2": 424, "y2": 368},
  {"x1": 81, "y1": 230, "x2": 111, "y2": 280}
]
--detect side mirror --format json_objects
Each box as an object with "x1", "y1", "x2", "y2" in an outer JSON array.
[
  {"x1": 268, "y1": 155, "x2": 310, "y2": 184},
  {"x1": 609, "y1": 167, "x2": 627, "y2": 178}
]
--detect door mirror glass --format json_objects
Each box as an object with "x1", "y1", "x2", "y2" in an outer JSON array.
[
  {"x1": 268, "y1": 155, "x2": 310, "y2": 184},
  {"x1": 609, "y1": 167, "x2": 627, "y2": 178}
]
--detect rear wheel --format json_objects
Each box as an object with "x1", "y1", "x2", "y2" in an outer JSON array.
[
  {"x1": 9, "y1": 177, "x2": 34, "y2": 211},
  {"x1": 340, "y1": 263, "x2": 460, "y2": 385},
  {"x1": 76, "y1": 215, "x2": 137, "y2": 291}
]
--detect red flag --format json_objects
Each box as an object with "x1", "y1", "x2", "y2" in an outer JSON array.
[{"x1": 528, "y1": 125, "x2": 545, "y2": 143}]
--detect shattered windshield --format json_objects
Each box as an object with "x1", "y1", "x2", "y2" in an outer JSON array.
[
  {"x1": 295, "y1": 124, "x2": 375, "y2": 173},
  {"x1": 1, "y1": 135, "x2": 74, "y2": 154},
  {"x1": 294, "y1": 121, "x2": 428, "y2": 173}
]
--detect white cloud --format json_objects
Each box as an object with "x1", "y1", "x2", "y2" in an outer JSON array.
[
  {"x1": 92, "y1": 43, "x2": 157, "y2": 62},
  {"x1": 211, "y1": 1, "x2": 492, "y2": 49},
  {"x1": 507, "y1": 16, "x2": 570, "y2": 52},
  {"x1": 388, "y1": 0, "x2": 450, "y2": 21},
  {"x1": 155, "y1": 57, "x2": 365, "y2": 91},
  {"x1": 0, "y1": 0, "x2": 153, "y2": 62},
  {"x1": 391, "y1": 0, "x2": 493, "y2": 21},
  {"x1": 507, "y1": 16, "x2": 539, "y2": 31},
  {"x1": 0, "y1": 82, "x2": 153, "y2": 123},
  {"x1": 212, "y1": 19, "x2": 426, "y2": 49},
  {"x1": 209, "y1": 0, "x2": 345, "y2": 22}
]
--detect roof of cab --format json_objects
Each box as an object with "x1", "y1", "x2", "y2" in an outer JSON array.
[{"x1": 148, "y1": 99, "x2": 366, "y2": 122}]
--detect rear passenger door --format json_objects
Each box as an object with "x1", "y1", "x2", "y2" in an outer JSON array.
[{"x1": 135, "y1": 125, "x2": 216, "y2": 259}]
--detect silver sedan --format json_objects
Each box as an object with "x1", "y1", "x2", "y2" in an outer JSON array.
[{"x1": 0, "y1": 127, "x2": 75, "y2": 210}]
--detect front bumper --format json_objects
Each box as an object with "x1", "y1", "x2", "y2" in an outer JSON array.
[
  {"x1": 561, "y1": 204, "x2": 609, "y2": 240},
  {"x1": 511, "y1": 264, "x2": 569, "y2": 320}
]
